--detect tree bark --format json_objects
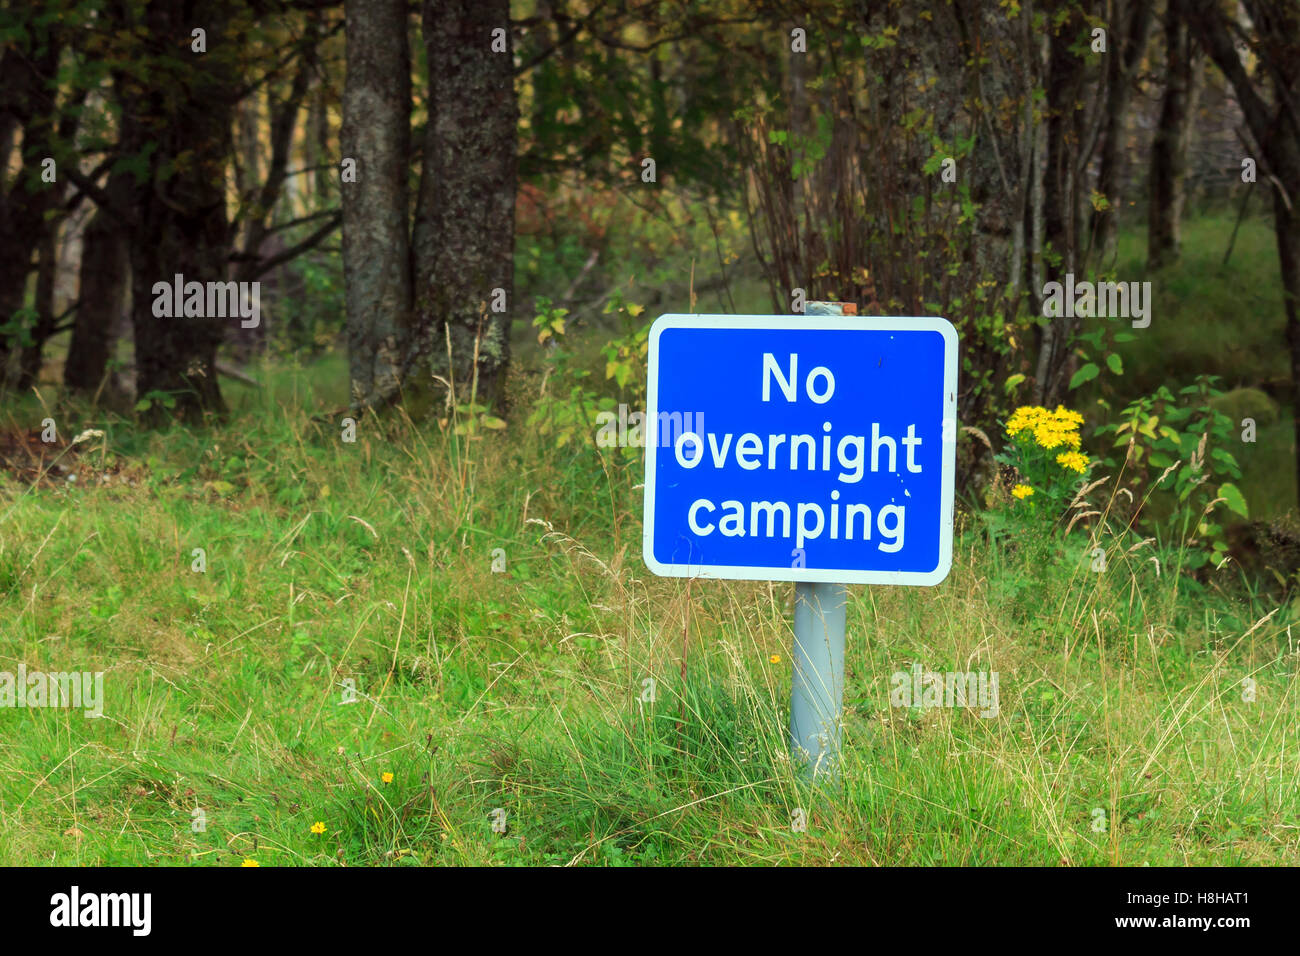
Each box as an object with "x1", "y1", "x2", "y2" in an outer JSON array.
[
  {"x1": 1187, "y1": 0, "x2": 1300, "y2": 506},
  {"x1": 65, "y1": 204, "x2": 128, "y2": 394},
  {"x1": 115, "y1": 0, "x2": 238, "y2": 422},
  {"x1": 16, "y1": 231, "x2": 58, "y2": 389},
  {"x1": 0, "y1": 29, "x2": 62, "y2": 388},
  {"x1": 1147, "y1": 0, "x2": 1201, "y2": 269},
  {"x1": 1035, "y1": 6, "x2": 1090, "y2": 406},
  {"x1": 1088, "y1": 0, "x2": 1155, "y2": 266},
  {"x1": 412, "y1": 0, "x2": 518, "y2": 415},
  {"x1": 341, "y1": 0, "x2": 412, "y2": 411}
]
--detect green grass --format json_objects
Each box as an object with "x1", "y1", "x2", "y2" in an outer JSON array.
[
  {"x1": 1111, "y1": 213, "x2": 1287, "y2": 396},
  {"x1": 0, "y1": 211, "x2": 1297, "y2": 866},
  {"x1": 0, "y1": 345, "x2": 1296, "y2": 867},
  {"x1": 1106, "y1": 214, "x2": 1294, "y2": 517}
]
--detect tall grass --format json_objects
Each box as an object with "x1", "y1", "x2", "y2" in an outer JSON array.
[{"x1": 0, "y1": 344, "x2": 1295, "y2": 866}]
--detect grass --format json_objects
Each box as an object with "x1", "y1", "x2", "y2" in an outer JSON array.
[
  {"x1": 0, "y1": 211, "x2": 1297, "y2": 866},
  {"x1": 1111, "y1": 211, "x2": 1288, "y2": 396},
  {"x1": 1107, "y1": 212, "x2": 1294, "y2": 517},
  {"x1": 0, "y1": 345, "x2": 1296, "y2": 867}
]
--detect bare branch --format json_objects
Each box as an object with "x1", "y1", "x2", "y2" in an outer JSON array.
[{"x1": 245, "y1": 211, "x2": 342, "y2": 279}]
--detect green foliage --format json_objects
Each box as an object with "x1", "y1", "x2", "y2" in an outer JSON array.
[
  {"x1": 1069, "y1": 298, "x2": 1136, "y2": 393},
  {"x1": 270, "y1": 252, "x2": 346, "y2": 359},
  {"x1": 599, "y1": 290, "x2": 649, "y2": 404},
  {"x1": 524, "y1": 292, "x2": 652, "y2": 460},
  {"x1": 0, "y1": 306, "x2": 38, "y2": 349},
  {"x1": 530, "y1": 295, "x2": 568, "y2": 346},
  {"x1": 1094, "y1": 376, "x2": 1246, "y2": 570},
  {"x1": 524, "y1": 298, "x2": 605, "y2": 450},
  {"x1": 449, "y1": 400, "x2": 507, "y2": 437},
  {"x1": 135, "y1": 389, "x2": 178, "y2": 413}
]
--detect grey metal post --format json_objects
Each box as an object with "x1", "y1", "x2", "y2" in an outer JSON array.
[
  {"x1": 789, "y1": 300, "x2": 850, "y2": 781},
  {"x1": 790, "y1": 581, "x2": 847, "y2": 780}
]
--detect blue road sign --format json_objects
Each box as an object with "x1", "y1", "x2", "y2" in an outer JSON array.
[{"x1": 643, "y1": 314, "x2": 958, "y2": 585}]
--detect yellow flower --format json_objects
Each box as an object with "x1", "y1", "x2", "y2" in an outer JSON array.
[
  {"x1": 769, "y1": 654, "x2": 781, "y2": 664},
  {"x1": 1006, "y1": 405, "x2": 1049, "y2": 438},
  {"x1": 1052, "y1": 405, "x2": 1084, "y2": 427},
  {"x1": 1012, "y1": 484, "x2": 1034, "y2": 500},
  {"x1": 310, "y1": 821, "x2": 326, "y2": 835},
  {"x1": 241, "y1": 858, "x2": 260, "y2": 867},
  {"x1": 1033, "y1": 424, "x2": 1069, "y2": 449},
  {"x1": 1056, "y1": 451, "x2": 1089, "y2": 473},
  {"x1": 1007, "y1": 405, "x2": 1084, "y2": 449},
  {"x1": 381, "y1": 772, "x2": 394, "y2": 784},
  {"x1": 1042, "y1": 428, "x2": 1082, "y2": 450}
]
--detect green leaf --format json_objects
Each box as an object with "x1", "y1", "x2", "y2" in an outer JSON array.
[
  {"x1": 1068, "y1": 363, "x2": 1099, "y2": 390},
  {"x1": 1217, "y1": 482, "x2": 1248, "y2": 519},
  {"x1": 134, "y1": 398, "x2": 152, "y2": 412},
  {"x1": 1106, "y1": 353, "x2": 1123, "y2": 375},
  {"x1": 1004, "y1": 373, "x2": 1026, "y2": 393}
]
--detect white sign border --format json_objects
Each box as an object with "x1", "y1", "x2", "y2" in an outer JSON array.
[{"x1": 642, "y1": 313, "x2": 958, "y2": 586}]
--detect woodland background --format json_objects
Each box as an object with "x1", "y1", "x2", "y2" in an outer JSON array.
[{"x1": 0, "y1": 0, "x2": 1297, "y2": 866}]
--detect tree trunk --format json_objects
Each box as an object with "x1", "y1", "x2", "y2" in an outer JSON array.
[
  {"x1": 1028, "y1": 28, "x2": 1049, "y2": 324},
  {"x1": 0, "y1": 31, "x2": 62, "y2": 389},
  {"x1": 412, "y1": 0, "x2": 517, "y2": 415},
  {"x1": 65, "y1": 205, "x2": 128, "y2": 394},
  {"x1": 1035, "y1": 8, "x2": 1089, "y2": 406},
  {"x1": 1088, "y1": 0, "x2": 1155, "y2": 266},
  {"x1": 1147, "y1": 0, "x2": 1201, "y2": 269},
  {"x1": 341, "y1": 0, "x2": 412, "y2": 411},
  {"x1": 1187, "y1": 0, "x2": 1300, "y2": 505},
  {"x1": 1277, "y1": 196, "x2": 1300, "y2": 511},
  {"x1": 16, "y1": 230, "x2": 58, "y2": 389},
  {"x1": 116, "y1": 0, "x2": 237, "y2": 422}
]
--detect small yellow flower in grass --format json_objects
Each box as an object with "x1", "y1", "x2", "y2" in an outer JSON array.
[
  {"x1": 382, "y1": 772, "x2": 394, "y2": 784},
  {"x1": 1056, "y1": 451, "x2": 1088, "y2": 473},
  {"x1": 1012, "y1": 484, "x2": 1034, "y2": 500},
  {"x1": 310, "y1": 821, "x2": 326, "y2": 835},
  {"x1": 769, "y1": 654, "x2": 781, "y2": 664},
  {"x1": 241, "y1": 858, "x2": 260, "y2": 867}
]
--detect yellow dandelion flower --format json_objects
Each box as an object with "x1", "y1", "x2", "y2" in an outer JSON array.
[
  {"x1": 769, "y1": 654, "x2": 781, "y2": 664},
  {"x1": 1056, "y1": 451, "x2": 1088, "y2": 473},
  {"x1": 241, "y1": 858, "x2": 260, "y2": 867},
  {"x1": 310, "y1": 821, "x2": 326, "y2": 835},
  {"x1": 1012, "y1": 484, "x2": 1034, "y2": 500},
  {"x1": 382, "y1": 772, "x2": 394, "y2": 784}
]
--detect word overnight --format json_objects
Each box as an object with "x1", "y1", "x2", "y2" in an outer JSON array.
[{"x1": 668, "y1": 353, "x2": 925, "y2": 552}]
